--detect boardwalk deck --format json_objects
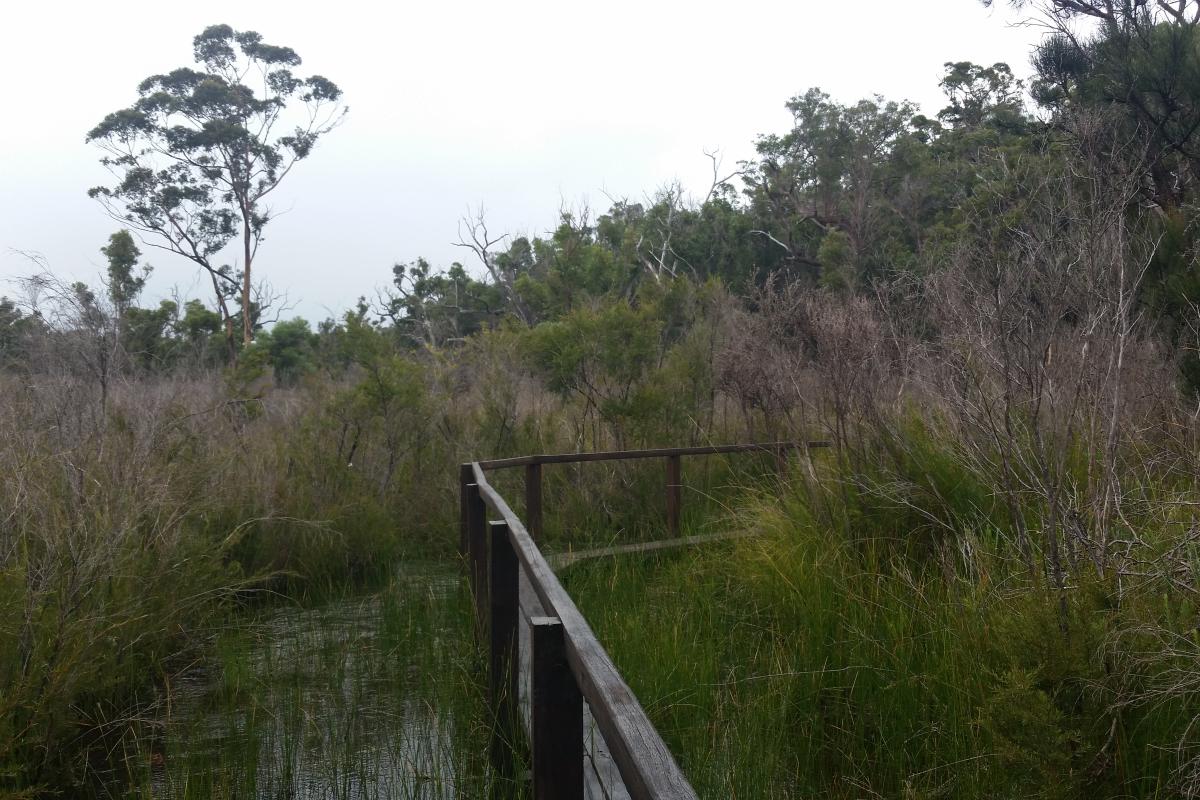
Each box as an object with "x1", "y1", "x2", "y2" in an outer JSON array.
[
  {"x1": 515, "y1": 531, "x2": 750, "y2": 798},
  {"x1": 519, "y1": 573, "x2": 634, "y2": 800},
  {"x1": 546, "y1": 530, "x2": 755, "y2": 570},
  {"x1": 463, "y1": 441, "x2": 826, "y2": 797}
]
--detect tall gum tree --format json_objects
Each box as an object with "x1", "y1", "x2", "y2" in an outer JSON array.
[{"x1": 87, "y1": 24, "x2": 347, "y2": 352}]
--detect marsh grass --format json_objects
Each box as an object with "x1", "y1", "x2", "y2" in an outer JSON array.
[
  {"x1": 560, "y1": 443, "x2": 1200, "y2": 799},
  {"x1": 0, "y1": 359, "x2": 774, "y2": 797}
]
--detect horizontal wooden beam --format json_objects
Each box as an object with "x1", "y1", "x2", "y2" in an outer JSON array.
[{"x1": 477, "y1": 440, "x2": 831, "y2": 471}]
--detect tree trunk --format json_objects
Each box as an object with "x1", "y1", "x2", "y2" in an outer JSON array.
[
  {"x1": 242, "y1": 211, "x2": 253, "y2": 347},
  {"x1": 206, "y1": 267, "x2": 238, "y2": 361}
]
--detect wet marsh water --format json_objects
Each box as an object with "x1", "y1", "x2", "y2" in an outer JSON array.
[{"x1": 111, "y1": 565, "x2": 491, "y2": 800}]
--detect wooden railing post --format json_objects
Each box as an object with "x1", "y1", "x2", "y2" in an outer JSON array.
[
  {"x1": 525, "y1": 461, "x2": 543, "y2": 543},
  {"x1": 469, "y1": 464, "x2": 701, "y2": 799},
  {"x1": 459, "y1": 463, "x2": 473, "y2": 556},
  {"x1": 774, "y1": 443, "x2": 787, "y2": 474},
  {"x1": 531, "y1": 616, "x2": 583, "y2": 799},
  {"x1": 489, "y1": 520, "x2": 520, "y2": 778},
  {"x1": 666, "y1": 454, "x2": 682, "y2": 536},
  {"x1": 467, "y1": 482, "x2": 487, "y2": 633}
]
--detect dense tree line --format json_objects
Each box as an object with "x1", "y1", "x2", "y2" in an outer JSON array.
[{"x1": 5, "y1": 2, "x2": 1194, "y2": 396}]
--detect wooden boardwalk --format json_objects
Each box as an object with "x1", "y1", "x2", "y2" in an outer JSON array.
[
  {"x1": 460, "y1": 441, "x2": 829, "y2": 798},
  {"x1": 518, "y1": 572, "x2": 630, "y2": 800},
  {"x1": 520, "y1": 530, "x2": 752, "y2": 798},
  {"x1": 545, "y1": 530, "x2": 755, "y2": 570}
]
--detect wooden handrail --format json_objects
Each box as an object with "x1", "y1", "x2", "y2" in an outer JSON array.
[
  {"x1": 477, "y1": 440, "x2": 829, "y2": 471},
  {"x1": 469, "y1": 462, "x2": 698, "y2": 799},
  {"x1": 471, "y1": 440, "x2": 828, "y2": 542},
  {"x1": 461, "y1": 441, "x2": 826, "y2": 796}
]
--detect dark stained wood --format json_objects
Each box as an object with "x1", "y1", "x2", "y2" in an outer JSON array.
[
  {"x1": 459, "y1": 463, "x2": 473, "y2": 555},
  {"x1": 489, "y1": 520, "x2": 520, "y2": 778},
  {"x1": 520, "y1": 580, "x2": 626, "y2": 800},
  {"x1": 477, "y1": 440, "x2": 830, "y2": 471},
  {"x1": 665, "y1": 454, "x2": 682, "y2": 537},
  {"x1": 472, "y1": 463, "x2": 698, "y2": 800},
  {"x1": 531, "y1": 616, "x2": 583, "y2": 800},
  {"x1": 520, "y1": 569, "x2": 548, "y2": 621},
  {"x1": 525, "y1": 462, "x2": 543, "y2": 542},
  {"x1": 518, "y1": 572, "x2": 544, "y2": 741},
  {"x1": 466, "y1": 483, "x2": 487, "y2": 635}
]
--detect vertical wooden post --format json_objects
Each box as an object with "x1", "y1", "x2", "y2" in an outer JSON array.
[
  {"x1": 467, "y1": 483, "x2": 487, "y2": 634},
  {"x1": 489, "y1": 520, "x2": 520, "y2": 778},
  {"x1": 459, "y1": 463, "x2": 474, "y2": 556},
  {"x1": 666, "y1": 454, "x2": 682, "y2": 537},
  {"x1": 531, "y1": 616, "x2": 583, "y2": 799},
  {"x1": 525, "y1": 461, "x2": 543, "y2": 543}
]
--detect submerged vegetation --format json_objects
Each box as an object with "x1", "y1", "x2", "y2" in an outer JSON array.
[
  {"x1": 6, "y1": 0, "x2": 1200, "y2": 796},
  {"x1": 139, "y1": 569, "x2": 490, "y2": 800}
]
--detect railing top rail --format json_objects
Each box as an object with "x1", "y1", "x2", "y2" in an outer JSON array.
[
  {"x1": 476, "y1": 439, "x2": 830, "y2": 471},
  {"x1": 470, "y1": 461, "x2": 698, "y2": 800}
]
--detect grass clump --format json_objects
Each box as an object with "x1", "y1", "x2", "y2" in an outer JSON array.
[{"x1": 562, "y1": 429, "x2": 1200, "y2": 799}]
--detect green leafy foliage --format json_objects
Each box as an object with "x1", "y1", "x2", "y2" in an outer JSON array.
[
  {"x1": 380, "y1": 258, "x2": 503, "y2": 347},
  {"x1": 100, "y1": 230, "x2": 148, "y2": 313},
  {"x1": 87, "y1": 25, "x2": 347, "y2": 349},
  {"x1": 255, "y1": 317, "x2": 318, "y2": 385}
]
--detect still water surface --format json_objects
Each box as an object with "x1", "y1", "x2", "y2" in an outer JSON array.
[{"x1": 129, "y1": 567, "x2": 480, "y2": 799}]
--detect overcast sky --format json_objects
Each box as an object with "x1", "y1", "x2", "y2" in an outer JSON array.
[{"x1": 0, "y1": 0, "x2": 1042, "y2": 325}]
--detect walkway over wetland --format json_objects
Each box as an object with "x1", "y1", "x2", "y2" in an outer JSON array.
[{"x1": 459, "y1": 441, "x2": 829, "y2": 799}]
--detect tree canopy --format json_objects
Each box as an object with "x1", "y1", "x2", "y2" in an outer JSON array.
[{"x1": 87, "y1": 24, "x2": 347, "y2": 354}]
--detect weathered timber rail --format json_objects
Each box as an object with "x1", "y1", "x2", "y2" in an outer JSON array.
[{"x1": 459, "y1": 441, "x2": 829, "y2": 798}]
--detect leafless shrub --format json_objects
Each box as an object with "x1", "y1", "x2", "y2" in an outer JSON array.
[
  {"x1": 915, "y1": 110, "x2": 1168, "y2": 582},
  {"x1": 718, "y1": 276, "x2": 904, "y2": 451}
]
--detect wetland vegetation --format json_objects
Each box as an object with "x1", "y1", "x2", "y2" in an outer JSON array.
[{"x1": 7, "y1": 1, "x2": 1200, "y2": 796}]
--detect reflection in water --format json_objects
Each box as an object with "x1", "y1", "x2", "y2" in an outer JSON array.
[{"x1": 136, "y1": 568, "x2": 481, "y2": 800}]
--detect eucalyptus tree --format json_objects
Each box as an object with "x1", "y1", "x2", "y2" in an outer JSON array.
[
  {"x1": 379, "y1": 258, "x2": 503, "y2": 348},
  {"x1": 746, "y1": 89, "x2": 922, "y2": 287},
  {"x1": 100, "y1": 230, "x2": 148, "y2": 320},
  {"x1": 87, "y1": 24, "x2": 347, "y2": 353},
  {"x1": 937, "y1": 61, "x2": 1027, "y2": 131}
]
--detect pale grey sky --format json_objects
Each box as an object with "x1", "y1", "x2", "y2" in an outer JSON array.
[{"x1": 0, "y1": 0, "x2": 1041, "y2": 324}]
